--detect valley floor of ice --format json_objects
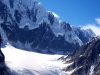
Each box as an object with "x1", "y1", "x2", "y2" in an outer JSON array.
[{"x1": 1, "y1": 43, "x2": 71, "y2": 75}]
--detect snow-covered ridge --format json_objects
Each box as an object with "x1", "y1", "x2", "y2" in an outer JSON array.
[
  {"x1": 72, "y1": 26, "x2": 96, "y2": 43},
  {"x1": 1, "y1": 0, "x2": 83, "y2": 45},
  {"x1": 0, "y1": 0, "x2": 95, "y2": 54}
]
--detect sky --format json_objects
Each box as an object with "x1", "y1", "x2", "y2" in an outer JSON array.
[{"x1": 38, "y1": 0, "x2": 100, "y2": 35}]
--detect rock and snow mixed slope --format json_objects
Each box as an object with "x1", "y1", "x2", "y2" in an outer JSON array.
[
  {"x1": 61, "y1": 36, "x2": 100, "y2": 75},
  {"x1": 1, "y1": 43, "x2": 72, "y2": 75},
  {"x1": 72, "y1": 26, "x2": 95, "y2": 43},
  {"x1": 0, "y1": 0, "x2": 95, "y2": 54}
]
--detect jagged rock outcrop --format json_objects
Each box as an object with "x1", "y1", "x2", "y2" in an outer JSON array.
[{"x1": 63, "y1": 36, "x2": 100, "y2": 75}]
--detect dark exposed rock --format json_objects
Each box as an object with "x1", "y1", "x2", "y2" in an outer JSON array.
[
  {"x1": 1, "y1": 21, "x2": 79, "y2": 54},
  {"x1": 61, "y1": 22, "x2": 72, "y2": 32},
  {"x1": 64, "y1": 36, "x2": 100, "y2": 75},
  {"x1": 14, "y1": 9, "x2": 21, "y2": 23},
  {"x1": 48, "y1": 12, "x2": 54, "y2": 25},
  {"x1": 0, "y1": 35, "x2": 5, "y2": 63},
  {"x1": 31, "y1": 1, "x2": 39, "y2": 22},
  {"x1": 9, "y1": 0, "x2": 14, "y2": 8},
  {"x1": 0, "y1": 1, "x2": 9, "y2": 22}
]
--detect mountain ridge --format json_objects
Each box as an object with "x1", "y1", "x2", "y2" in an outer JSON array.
[
  {"x1": 0, "y1": 0, "x2": 95, "y2": 54},
  {"x1": 61, "y1": 36, "x2": 100, "y2": 75}
]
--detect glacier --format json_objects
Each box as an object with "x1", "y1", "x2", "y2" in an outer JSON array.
[{"x1": 2, "y1": 43, "x2": 72, "y2": 75}]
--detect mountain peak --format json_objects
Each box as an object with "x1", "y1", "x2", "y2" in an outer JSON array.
[{"x1": 0, "y1": 0, "x2": 95, "y2": 54}]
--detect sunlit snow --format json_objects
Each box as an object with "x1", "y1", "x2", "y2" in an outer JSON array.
[
  {"x1": 89, "y1": 65, "x2": 95, "y2": 75},
  {"x1": 1, "y1": 43, "x2": 69, "y2": 75}
]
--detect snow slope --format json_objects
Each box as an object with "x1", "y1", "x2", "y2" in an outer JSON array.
[{"x1": 1, "y1": 43, "x2": 70, "y2": 75}]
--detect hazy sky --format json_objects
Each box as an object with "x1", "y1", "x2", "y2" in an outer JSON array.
[{"x1": 38, "y1": 0, "x2": 100, "y2": 25}]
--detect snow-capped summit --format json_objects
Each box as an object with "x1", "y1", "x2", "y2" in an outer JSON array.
[
  {"x1": 0, "y1": 0, "x2": 95, "y2": 54},
  {"x1": 72, "y1": 26, "x2": 96, "y2": 43}
]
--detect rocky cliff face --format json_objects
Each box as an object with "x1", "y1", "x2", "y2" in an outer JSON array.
[
  {"x1": 62, "y1": 36, "x2": 100, "y2": 75},
  {"x1": 0, "y1": 36, "x2": 9, "y2": 75},
  {"x1": 0, "y1": 34, "x2": 5, "y2": 69},
  {"x1": 0, "y1": 0, "x2": 95, "y2": 54},
  {"x1": 0, "y1": 49, "x2": 5, "y2": 74}
]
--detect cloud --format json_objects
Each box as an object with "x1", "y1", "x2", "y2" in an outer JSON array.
[
  {"x1": 81, "y1": 18, "x2": 100, "y2": 36},
  {"x1": 95, "y1": 18, "x2": 100, "y2": 25},
  {"x1": 52, "y1": 12, "x2": 60, "y2": 18},
  {"x1": 83, "y1": 24, "x2": 100, "y2": 36}
]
